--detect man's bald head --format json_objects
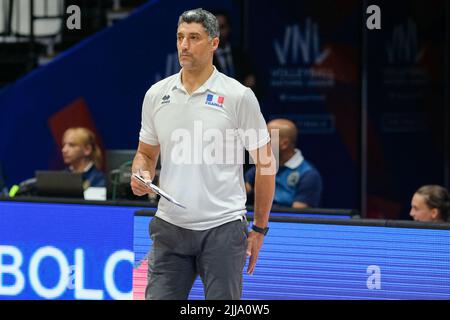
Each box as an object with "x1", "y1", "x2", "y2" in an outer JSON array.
[{"x1": 267, "y1": 118, "x2": 298, "y2": 148}]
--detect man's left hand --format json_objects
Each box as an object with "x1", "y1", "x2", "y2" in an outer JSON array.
[{"x1": 246, "y1": 231, "x2": 265, "y2": 275}]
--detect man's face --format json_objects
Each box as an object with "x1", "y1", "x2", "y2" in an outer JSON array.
[
  {"x1": 177, "y1": 22, "x2": 218, "y2": 70},
  {"x1": 410, "y1": 193, "x2": 437, "y2": 222},
  {"x1": 268, "y1": 123, "x2": 289, "y2": 153}
]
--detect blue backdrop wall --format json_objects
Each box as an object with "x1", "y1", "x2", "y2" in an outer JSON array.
[
  {"x1": 0, "y1": 0, "x2": 447, "y2": 217},
  {"x1": 0, "y1": 0, "x2": 239, "y2": 188}
]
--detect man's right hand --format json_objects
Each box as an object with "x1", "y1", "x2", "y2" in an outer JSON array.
[{"x1": 130, "y1": 170, "x2": 154, "y2": 196}]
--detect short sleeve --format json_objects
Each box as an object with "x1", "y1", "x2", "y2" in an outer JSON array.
[
  {"x1": 139, "y1": 88, "x2": 159, "y2": 146},
  {"x1": 236, "y1": 88, "x2": 270, "y2": 151}
]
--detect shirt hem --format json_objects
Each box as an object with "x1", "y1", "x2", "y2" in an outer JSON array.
[{"x1": 155, "y1": 209, "x2": 247, "y2": 231}]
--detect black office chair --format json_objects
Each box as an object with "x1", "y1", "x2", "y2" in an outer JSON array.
[{"x1": 109, "y1": 160, "x2": 159, "y2": 202}]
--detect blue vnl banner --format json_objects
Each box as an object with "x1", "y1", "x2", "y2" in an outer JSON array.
[
  {"x1": 366, "y1": 0, "x2": 446, "y2": 219},
  {"x1": 247, "y1": 0, "x2": 361, "y2": 210},
  {"x1": 0, "y1": 202, "x2": 135, "y2": 300}
]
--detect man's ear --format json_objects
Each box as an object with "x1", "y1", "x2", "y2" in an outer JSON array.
[
  {"x1": 280, "y1": 138, "x2": 290, "y2": 150},
  {"x1": 211, "y1": 37, "x2": 219, "y2": 51}
]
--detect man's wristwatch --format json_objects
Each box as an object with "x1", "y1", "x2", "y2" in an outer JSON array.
[{"x1": 251, "y1": 224, "x2": 269, "y2": 236}]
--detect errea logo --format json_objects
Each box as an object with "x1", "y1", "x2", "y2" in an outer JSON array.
[{"x1": 161, "y1": 95, "x2": 170, "y2": 104}]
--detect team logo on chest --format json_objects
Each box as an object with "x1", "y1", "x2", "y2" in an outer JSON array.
[
  {"x1": 287, "y1": 172, "x2": 300, "y2": 187},
  {"x1": 205, "y1": 94, "x2": 224, "y2": 108}
]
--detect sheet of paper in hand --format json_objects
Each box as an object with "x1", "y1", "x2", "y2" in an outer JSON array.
[{"x1": 132, "y1": 173, "x2": 186, "y2": 209}]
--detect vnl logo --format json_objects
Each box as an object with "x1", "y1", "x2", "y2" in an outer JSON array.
[
  {"x1": 0, "y1": 245, "x2": 134, "y2": 300},
  {"x1": 273, "y1": 18, "x2": 330, "y2": 66},
  {"x1": 386, "y1": 18, "x2": 424, "y2": 64}
]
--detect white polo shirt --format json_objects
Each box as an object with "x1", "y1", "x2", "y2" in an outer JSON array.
[{"x1": 139, "y1": 66, "x2": 270, "y2": 230}]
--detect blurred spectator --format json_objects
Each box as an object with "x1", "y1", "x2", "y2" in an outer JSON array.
[
  {"x1": 245, "y1": 118, "x2": 322, "y2": 208},
  {"x1": 212, "y1": 11, "x2": 259, "y2": 96},
  {"x1": 62, "y1": 127, "x2": 106, "y2": 188},
  {"x1": 409, "y1": 185, "x2": 450, "y2": 222}
]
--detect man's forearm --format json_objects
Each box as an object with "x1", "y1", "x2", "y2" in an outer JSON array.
[
  {"x1": 253, "y1": 168, "x2": 275, "y2": 228},
  {"x1": 132, "y1": 151, "x2": 158, "y2": 180}
]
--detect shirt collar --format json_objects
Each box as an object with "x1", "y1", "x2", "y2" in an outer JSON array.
[
  {"x1": 70, "y1": 161, "x2": 94, "y2": 173},
  {"x1": 83, "y1": 162, "x2": 94, "y2": 172},
  {"x1": 172, "y1": 66, "x2": 220, "y2": 94},
  {"x1": 284, "y1": 149, "x2": 304, "y2": 169},
  {"x1": 173, "y1": 69, "x2": 183, "y2": 91}
]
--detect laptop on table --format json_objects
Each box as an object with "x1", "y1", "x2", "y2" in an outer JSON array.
[{"x1": 35, "y1": 171, "x2": 84, "y2": 198}]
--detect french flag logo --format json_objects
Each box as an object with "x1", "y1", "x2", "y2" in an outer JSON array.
[{"x1": 205, "y1": 94, "x2": 224, "y2": 107}]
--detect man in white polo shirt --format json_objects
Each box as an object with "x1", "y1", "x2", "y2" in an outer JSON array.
[{"x1": 130, "y1": 8, "x2": 275, "y2": 300}]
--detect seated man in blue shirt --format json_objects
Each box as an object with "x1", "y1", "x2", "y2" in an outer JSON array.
[{"x1": 245, "y1": 118, "x2": 322, "y2": 208}]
